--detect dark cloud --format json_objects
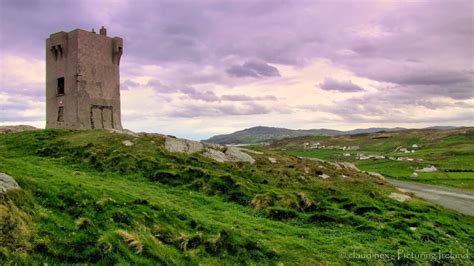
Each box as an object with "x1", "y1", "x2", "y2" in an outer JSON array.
[
  {"x1": 319, "y1": 79, "x2": 364, "y2": 92},
  {"x1": 226, "y1": 60, "x2": 280, "y2": 78},
  {"x1": 180, "y1": 87, "x2": 220, "y2": 102}
]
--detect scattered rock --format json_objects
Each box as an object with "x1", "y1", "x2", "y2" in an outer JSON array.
[
  {"x1": 416, "y1": 165, "x2": 437, "y2": 173},
  {"x1": 409, "y1": 227, "x2": 417, "y2": 231},
  {"x1": 0, "y1": 125, "x2": 38, "y2": 134},
  {"x1": 122, "y1": 140, "x2": 134, "y2": 146},
  {"x1": 164, "y1": 137, "x2": 204, "y2": 154},
  {"x1": 303, "y1": 167, "x2": 310, "y2": 174},
  {"x1": 0, "y1": 173, "x2": 20, "y2": 193},
  {"x1": 367, "y1": 172, "x2": 385, "y2": 180},
  {"x1": 268, "y1": 157, "x2": 277, "y2": 164},
  {"x1": 298, "y1": 176, "x2": 306, "y2": 181},
  {"x1": 410, "y1": 172, "x2": 418, "y2": 178},
  {"x1": 389, "y1": 192, "x2": 411, "y2": 202},
  {"x1": 319, "y1": 173, "x2": 330, "y2": 180}
]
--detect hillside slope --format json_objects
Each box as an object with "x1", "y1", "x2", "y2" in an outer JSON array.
[{"x1": 1, "y1": 129, "x2": 473, "y2": 264}]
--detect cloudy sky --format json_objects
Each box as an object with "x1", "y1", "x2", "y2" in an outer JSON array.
[{"x1": 0, "y1": 0, "x2": 473, "y2": 140}]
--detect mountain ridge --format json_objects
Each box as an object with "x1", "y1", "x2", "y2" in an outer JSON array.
[{"x1": 203, "y1": 126, "x2": 456, "y2": 144}]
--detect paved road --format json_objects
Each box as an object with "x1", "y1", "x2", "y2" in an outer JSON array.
[{"x1": 387, "y1": 179, "x2": 474, "y2": 217}]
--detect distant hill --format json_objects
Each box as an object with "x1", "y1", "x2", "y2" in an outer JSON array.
[{"x1": 203, "y1": 126, "x2": 408, "y2": 144}]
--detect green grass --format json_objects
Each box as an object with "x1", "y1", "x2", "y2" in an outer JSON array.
[
  {"x1": 276, "y1": 128, "x2": 474, "y2": 189},
  {"x1": 0, "y1": 129, "x2": 473, "y2": 264}
]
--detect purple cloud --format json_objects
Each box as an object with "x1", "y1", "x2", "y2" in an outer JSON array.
[
  {"x1": 226, "y1": 60, "x2": 280, "y2": 78},
  {"x1": 1, "y1": 0, "x2": 473, "y2": 134},
  {"x1": 121, "y1": 80, "x2": 140, "y2": 90},
  {"x1": 169, "y1": 102, "x2": 271, "y2": 118},
  {"x1": 221, "y1": 94, "x2": 277, "y2": 101},
  {"x1": 319, "y1": 79, "x2": 364, "y2": 92}
]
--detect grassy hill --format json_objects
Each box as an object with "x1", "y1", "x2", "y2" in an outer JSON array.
[
  {"x1": 271, "y1": 127, "x2": 474, "y2": 190},
  {"x1": 1, "y1": 129, "x2": 473, "y2": 264}
]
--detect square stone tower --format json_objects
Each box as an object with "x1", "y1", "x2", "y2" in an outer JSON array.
[{"x1": 46, "y1": 26, "x2": 123, "y2": 129}]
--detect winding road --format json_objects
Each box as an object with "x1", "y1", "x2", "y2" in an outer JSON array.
[{"x1": 387, "y1": 179, "x2": 474, "y2": 217}]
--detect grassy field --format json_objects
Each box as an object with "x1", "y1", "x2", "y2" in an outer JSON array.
[
  {"x1": 1, "y1": 129, "x2": 473, "y2": 264},
  {"x1": 275, "y1": 128, "x2": 474, "y2": 190}
]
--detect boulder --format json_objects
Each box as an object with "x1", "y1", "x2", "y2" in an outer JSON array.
[
  {"x1": 203, "y1": 148, "x2": 228, "y2": 163},
  {"x1": 389, "y1": 192, "x2": 411, "y2": 202},
  {"x1": 0, "y1": 173, "x2": 20, "y2": 193},
  {"x1": 107, "y1": 128, "x2": 139, "y2": 137},
  {"x1": 164, "y1": 137, "x2": 204, "y2": 154},
  {"x1": 164, "y1": 138, "x2": 255, "y2": 163},
  {"x1": 319, "y1": 173, "x2": 330, "y2": 179},
  {"x1": 122, "y1": 140, "x2": 133, "y2": 146},
  {"x1": 201, "y1": 142, "x2": 225, "y2": 150},
  {"x1": 268, "y1": 157, "x2": 277, "y2": 164},
  {"x1": 224, "y1": 147, "x2": 255, "y2": 164}
]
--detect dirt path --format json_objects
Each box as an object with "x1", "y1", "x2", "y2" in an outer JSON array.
[{"x1": 387, "y1": 178, "x2": 474, "y2": 217}]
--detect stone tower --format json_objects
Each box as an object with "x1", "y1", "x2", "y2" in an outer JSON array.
[{"x1": 45, "y1": 26, "x2": 123, "y2": 129}]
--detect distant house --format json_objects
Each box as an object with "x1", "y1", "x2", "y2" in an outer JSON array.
[{"x1": 416, "y1": 165, "x2": 438, "y2": 173}]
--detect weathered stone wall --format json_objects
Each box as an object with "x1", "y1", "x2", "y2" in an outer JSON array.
[{"x1": 45, "y1": 28, "x2": 123, "y2": 130}]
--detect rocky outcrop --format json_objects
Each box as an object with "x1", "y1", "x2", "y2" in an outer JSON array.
[
  {"x1": 202, "y1": 148, "x2": 228, "y2": 163},
  {"x1": 107, "y1": 128, "x2": 140, "y2": 137},
  {"x1": 224, "y1": 147, "x2": 256, "y2": 163},
  {"x1": 164, "y1": 137, "x2": 255, "y2": 164},
  {"x1": 0, "y1": 173, "x2": 20, "y2": 193},
  {"x1": 164, "y1": 137, "x2": 205, "y2": 154},
  {"x1": 0, "y1": 125, "x2": 38, "y2": 134}
]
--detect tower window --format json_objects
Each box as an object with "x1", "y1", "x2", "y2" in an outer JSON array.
[
  {"x1": 57, "y1": 107, "x2": 64, "y2": 122},
  {"x1": 57, "y1": 77, "x2": 65, "y2": 95}
]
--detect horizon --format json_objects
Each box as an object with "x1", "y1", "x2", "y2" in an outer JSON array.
[{"x1": 1, "y1": 0, "x2": 473, "y2": 140}]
